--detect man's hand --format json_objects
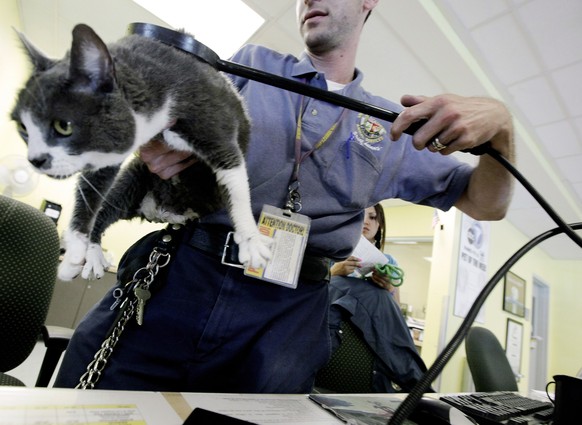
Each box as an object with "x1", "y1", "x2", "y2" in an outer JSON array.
[
  {"x1": 391, "y1": 94, "x2": 515, "y2": 221},
  {"x1": 390, "y1": 94, "x2": 513, "y2": 157},
  {"x1": 138, "y1": 138, "x2": 198, "y2": 180}
]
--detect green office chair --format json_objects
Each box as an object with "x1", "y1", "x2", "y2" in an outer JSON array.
[
  {"x1": 315, "y1": 319, "x2": 377, "y2": 393},
  {"x1": 465, "y1": 326, "x2": 519, "y2": 392},
  {"x1": 0, "y1": 195, "x2": 61, "y2": 386}
]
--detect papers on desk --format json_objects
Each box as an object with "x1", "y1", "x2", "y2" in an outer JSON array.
[
  {"x1": 181, "y1": 393, "x2": 342, "y2": 424},
  {"x1": 0, "y1": 387, "x2": 419, "y2": 425},
  {"x1": 406, "y1": 317, "x2": 425, "y2": 330},
  {"x1": 0, "y1": 387, "x2": 182, "y2": 425},
  {"x1": 309, "y1": 394, "x2": 416, "y2": 425},
  {"x1": 350, "y1": 235, "x2": 389, "y2": 278},
  {"x1": 0, "y1": 387, "x2": 341, "y2": 425}
]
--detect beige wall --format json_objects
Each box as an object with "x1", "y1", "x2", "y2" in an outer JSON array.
[
  {"x1": 384, "y1": 202, "x2": 582, "y2": 394},
  {"x1": 381, "y1": 202, "x2": 435, "y2": 319}
]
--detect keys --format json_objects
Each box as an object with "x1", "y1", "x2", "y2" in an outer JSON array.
[
  {"x1": 109, "y1": 287, "x2": 124, "y2": 310},
  {"x1": 134, "y1": 286, "x2": 151, "y2": 325}
]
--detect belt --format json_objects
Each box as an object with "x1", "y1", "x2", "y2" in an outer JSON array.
[{"x1": 184, "y1": 223, "x2": 331, "y2": 282}]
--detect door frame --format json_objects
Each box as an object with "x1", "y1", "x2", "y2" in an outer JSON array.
[{"x1": 528, "y1": 275, "x2": 549, "y2": 391}]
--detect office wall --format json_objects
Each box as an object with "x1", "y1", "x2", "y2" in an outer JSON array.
[
  {"x1": 379, "y1": 201, "x2": 582, "y2": 393},
  {"x1": 385, "y1": 241, "x2": 432, "y2": 319},
  {"x1": 381, "y1": 202, "x2": 435, "y2": 319},
  {"x1": 548, "y1": 263, "x2": 582, "y2": 379},
  {"x1": 484, "y1": 220, "x2": 582, "y2": 389},
  {"x1": 420, "y1": 209, "x2": 582, "y2": 393}
]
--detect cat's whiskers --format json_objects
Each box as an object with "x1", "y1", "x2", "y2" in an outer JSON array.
[
  {"x1": 75, "y1": 180, "x2": 96, "y2": 216},
  {"x1": 77, "y1": 173, "x2": 127, "y2": 213}
]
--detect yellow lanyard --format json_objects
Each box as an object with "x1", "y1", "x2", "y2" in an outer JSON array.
[{"x1": 286, "y1": 96, "x2": 347, "y2": 212}]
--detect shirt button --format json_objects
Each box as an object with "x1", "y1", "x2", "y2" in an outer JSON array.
[{"x1": 311, "y1": 109, "x2": 318, "y2": 116}]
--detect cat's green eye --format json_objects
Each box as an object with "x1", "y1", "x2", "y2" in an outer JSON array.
[
  {"x1": 16, "y1": 121, "x2": 28, "y2": 137},
  {"x1": 53, "y1": 120, "x2": 73, "y2": 137}
]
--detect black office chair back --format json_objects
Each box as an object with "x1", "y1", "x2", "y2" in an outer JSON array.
[
  {"x1": 315, "y1": 319, "x2": 376, "y2": 393},
  {"x1": 0, "y1": 196, "x2": 60, "y2": 386},
  {"x1": 465, "y1": 326, "x2": 518, "y2": 392}
]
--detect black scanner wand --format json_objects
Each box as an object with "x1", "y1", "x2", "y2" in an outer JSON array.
[{"x1": 128, "y1": 22, "x2": 440, "y2": 149}]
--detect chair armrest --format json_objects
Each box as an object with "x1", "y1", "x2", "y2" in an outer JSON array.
[
  {"x1": 35, "y1": 325, "x2": 74, "y2": 387},
  {"x1": 41, "y1": 325, "x2": 75, "y2": 343}
]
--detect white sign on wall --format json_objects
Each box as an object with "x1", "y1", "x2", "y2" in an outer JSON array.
[{"x1": 453, "y1": 214, "x2": 490, "y2": 323}]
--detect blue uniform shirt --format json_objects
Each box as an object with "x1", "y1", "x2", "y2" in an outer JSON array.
[{"x1": 202, "y1": 44, "x2": 473, "y2": 260}]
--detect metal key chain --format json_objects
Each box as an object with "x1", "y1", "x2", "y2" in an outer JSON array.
[
  {"x1": 285, "y1": 180, "x2": 302, "y2": 213},
  {"x1": 77, "y1": 224, "x2": 180, "y2": 390}
]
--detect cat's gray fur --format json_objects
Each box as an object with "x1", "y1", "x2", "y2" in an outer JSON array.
[{"x1": 11, "y1": 23, "x2": 272, "y2": 280}]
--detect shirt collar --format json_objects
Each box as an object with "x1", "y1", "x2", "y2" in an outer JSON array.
[{"x1": 292, "y1": 51, "x2": 365, "y2": 91}]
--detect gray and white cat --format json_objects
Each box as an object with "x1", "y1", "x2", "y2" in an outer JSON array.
[{"x1": 11, "y1": 23, "x2": 272, "y2": 280}]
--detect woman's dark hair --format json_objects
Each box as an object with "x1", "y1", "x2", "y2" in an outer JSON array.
[{"x1": 372, "y1": 203, "x2": 386, "y2": 251}]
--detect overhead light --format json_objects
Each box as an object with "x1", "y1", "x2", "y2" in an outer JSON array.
[{"x1": 132, "y1": 0, "x2": 264, "y2": 59}]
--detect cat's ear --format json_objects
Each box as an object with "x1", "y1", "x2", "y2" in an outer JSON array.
[
  {"x1": 14, "y1": 28, "x2": 55, "y2": 72},
  {"x1": 68, "y1": 24, "x2": 116, "y2": 94}
]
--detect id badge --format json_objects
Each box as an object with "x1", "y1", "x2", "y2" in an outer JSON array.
[{"x1": 244, "y1": 205, "x2": 310, "y2": 289}]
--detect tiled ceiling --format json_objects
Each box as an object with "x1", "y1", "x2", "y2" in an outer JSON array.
[
  {"x1": 15, "y1": 0, "x2": 582, "y2": 260},
  {"x1": 435, "y1": 0, "x2": 582, "y2": 261}
]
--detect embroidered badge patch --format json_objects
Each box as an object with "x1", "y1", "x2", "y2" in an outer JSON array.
[{"x1": 355, "y1": 113, "x2": 386, "y2": 150}]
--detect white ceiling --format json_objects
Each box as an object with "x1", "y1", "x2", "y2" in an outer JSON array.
[{"x1": 15, "y1": 0, "x2": 582, "y2": 260}]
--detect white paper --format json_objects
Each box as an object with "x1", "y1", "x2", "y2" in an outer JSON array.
[
  {"x1": 0, "y1": 387, "x2": 182, "y2": 425},
  {"x1": 350, "y1": 235, "x2": 389, "y2": 277},
  {"x1": 453, "y1": 214, "x2": 490, "y2": 323},
  {"x1": 309, "y1": 394, "x2": 417, "y2": 425},
  {"x1": 181, "y1": 393, "x2": 342, "y2": 424}
]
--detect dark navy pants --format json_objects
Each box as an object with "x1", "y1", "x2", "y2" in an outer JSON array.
[{"x1": 55, "y1": 228, "x2": 331, "y2": 393}]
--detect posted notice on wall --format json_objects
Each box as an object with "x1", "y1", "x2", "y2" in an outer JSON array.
[{"x1": 453, "y1": 214, "x2": 490, "y2": 323}]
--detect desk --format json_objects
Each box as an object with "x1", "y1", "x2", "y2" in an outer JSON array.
[{"x1": 0, "y1": 387, "x2": 344, "y2": 425}]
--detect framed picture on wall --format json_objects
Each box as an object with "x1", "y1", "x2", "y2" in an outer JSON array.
[
  {"x1": 503, "y1": 271, "x2": 526, "y2": 317},
  {"x1": 505, "y1": 318, "x2": 523, "y2": 376}
]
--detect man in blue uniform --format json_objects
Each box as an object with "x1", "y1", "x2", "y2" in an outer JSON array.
[{"x1": 56, "y1": 0, "x2": 514, "y2": 392}]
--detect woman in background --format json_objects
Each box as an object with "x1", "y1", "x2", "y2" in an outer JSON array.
[
  {"x1": 331, "y1": 204, "x2": 401, "y2": 303},
  {"x1": 320, "y1": 204, "x2": 426, "y2": 393}
]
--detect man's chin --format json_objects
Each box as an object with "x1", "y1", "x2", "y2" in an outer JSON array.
[{"x1": 303, "y1": 34, "x2": 335, "y2": 55}]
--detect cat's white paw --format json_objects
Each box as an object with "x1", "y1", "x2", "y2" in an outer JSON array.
[
  {"x1": 58, "y1": 230, "x2": 89, "y2": 281},
  {"x1": 235, "y1": 232, "x2": 274, "y2": 269},
  {"x1": 58, "y1": 260, "x2": 84, "y2": 281},
  {"x1": 81, "y1": 243, "x2": 112, "y2": 280}
]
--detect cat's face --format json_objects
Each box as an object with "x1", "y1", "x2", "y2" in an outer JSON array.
[
  {"x1": 11, "y1": 71, "x2": 135, "y2": 178},
  {"x1": 11, "y1": 25, "x2": 136, "y2": 178}
]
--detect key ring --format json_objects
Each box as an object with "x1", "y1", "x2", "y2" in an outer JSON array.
[{"x1": 285, "y1": 180, "x2": 302, "y2": 213}]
